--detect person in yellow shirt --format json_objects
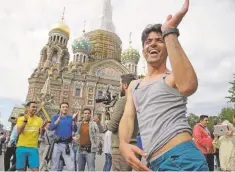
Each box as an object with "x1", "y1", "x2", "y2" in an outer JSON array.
[{"x1": 16, "y1": 101, "x2": 43, "y2": 171}]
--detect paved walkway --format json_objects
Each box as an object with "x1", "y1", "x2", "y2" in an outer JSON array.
[
  {"x1": 0, "y1": 152, "x2": 105, "y2": 171},
  {"x1": 0, "y1": 154, "x2": 4, "y2": 171}
]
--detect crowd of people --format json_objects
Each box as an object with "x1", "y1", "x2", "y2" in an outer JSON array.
[
  {"x1": 1, "y1": 73, "x2": 143, "y2": 171},
  {"x1": 1, "y1": 0, "x2": 235, "y2": 171}
]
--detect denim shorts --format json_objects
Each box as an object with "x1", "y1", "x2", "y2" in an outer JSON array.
[
  {"x1": 16, "y1": 147, "x2": 39, "y2": 169},
  {"x1": 149, "y1": 141, "x2": 209, "y2": 171}
]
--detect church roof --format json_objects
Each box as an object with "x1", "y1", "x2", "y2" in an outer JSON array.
[{"x1": 8, "y1": 105, "x2": 25, "y2": 123}]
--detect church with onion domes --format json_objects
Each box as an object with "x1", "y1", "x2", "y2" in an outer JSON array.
[{"x1": 9, "y1": 0, "x2": 141, "y2": 125}]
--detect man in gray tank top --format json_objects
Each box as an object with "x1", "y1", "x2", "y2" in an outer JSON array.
[{"x1": 119, "y1": 0, "x2": 208, "y2": 171}]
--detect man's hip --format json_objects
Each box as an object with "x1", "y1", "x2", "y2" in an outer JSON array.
[{"x1": 148, "y1": 141, "x2": 208, "y2": 171}]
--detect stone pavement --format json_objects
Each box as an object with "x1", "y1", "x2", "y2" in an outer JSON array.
[
  {"x1": 0, "y1": 152, "x2": 105, "y2": 171},
  {"x1": 0, "y1": 154, "x2": 4, "y2": 171}
]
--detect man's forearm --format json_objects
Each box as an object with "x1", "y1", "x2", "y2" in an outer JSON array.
[
  {"x1": 119, "y1": 116, "x2": 134, "y2": 144},
  {"x1": 165, "y1": 34, "x2": 198, "y2": 96},
  {"x1": 51, "y1": 119, "x2": 60, "y2": 130},
  {"x1": 17, "y1": 123, "x2": 27, "y2": 135},
  {"x1": 98, "y1": 124, "x2": 104, "y2": 133}
]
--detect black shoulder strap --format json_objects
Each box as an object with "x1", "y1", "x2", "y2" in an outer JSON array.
[{"x1": 45, "y1": 132, "x2": 51, "y2": 145}]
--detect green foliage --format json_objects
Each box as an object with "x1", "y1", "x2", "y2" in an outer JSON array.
[
  {"x1": 218, "y1": 107, "x2": 235, "y2": 123},
  {"x1": 187, "y1": 113, "x2": 199, "y2": 128},
  {"x1": 138, "y1": 74, "x2": 145, "y2": 79},
  {"x1": 207, "y1": 116, "x2": 219, "y2": 130},
  {"x1": 187, "y1": 113, "x2": 218, "y2": 130},
  {"x1": 226, "y1": 74, "x2": 235, "y2": 103}
]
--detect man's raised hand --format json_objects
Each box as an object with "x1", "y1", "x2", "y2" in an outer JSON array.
[
  {"x1": 161, "y1": 0, "x2": 189, "y2": 32},
  {"x1": 72, "y1": 111, "x2": 78, "y2": 120}
]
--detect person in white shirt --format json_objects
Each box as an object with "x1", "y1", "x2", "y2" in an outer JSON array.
[
  {"x1": 213, "y1": 120, "x2": 235, "y2": 171},
  {"x1": 103, "y1": 130, "x2": 112, "y2": 171}
]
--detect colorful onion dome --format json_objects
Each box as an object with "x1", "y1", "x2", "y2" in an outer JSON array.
[
  {"x1": 72, "y1": 29, "x2": 92, "y2": 54},
  {"x1": 121, "y1": 46, "x2": 140, "y2": 64},
  {"x1": 121, "y1": 32, "x2": 140, "y2": 64}
]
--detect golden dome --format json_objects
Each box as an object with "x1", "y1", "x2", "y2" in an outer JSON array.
[{"x1": 50, "y1": 20, "x2": 70, "y2": 37}]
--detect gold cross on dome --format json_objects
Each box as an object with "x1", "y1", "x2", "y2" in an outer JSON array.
[
  {"x1": 83, "y1": 20, "x2": 86, "y2": 33},
  {"x1": 61, "y1": 7, "x2": 65, "y2": 22},
  {"x1": 129, "y1": 32, "x2": 132, "y2": 45}
]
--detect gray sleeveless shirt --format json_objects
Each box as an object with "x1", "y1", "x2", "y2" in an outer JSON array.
[{"x1": 132, "y1": 73, "x2": 191, "y2": 160}]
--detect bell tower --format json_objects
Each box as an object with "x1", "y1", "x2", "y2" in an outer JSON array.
[
  {"x1": 99, "y1": 0, "x2": 115, "y2": 32},
  {"x1": 39, "y1": 8, "x2": 70, "y2": 73},
  {"x1": 27, "y1": 9, "x2": 70, "y2": 103}
]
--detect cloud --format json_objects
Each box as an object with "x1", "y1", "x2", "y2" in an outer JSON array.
[{"x1": 0, "y1": 0, "x2": 234, "y2": 117}]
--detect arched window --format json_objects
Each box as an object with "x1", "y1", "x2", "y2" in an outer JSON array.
[{"x1": 52, "y1": 53, "x2": 57, "y2": 63}]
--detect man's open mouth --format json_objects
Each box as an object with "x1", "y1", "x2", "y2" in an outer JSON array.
[{"x1": 149, "y1": 50, "x2": 159, "y2": 54}]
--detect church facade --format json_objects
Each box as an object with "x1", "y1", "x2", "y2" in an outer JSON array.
[{"x1": 9, "y1": 0, "x2": 140, "y2": 124}]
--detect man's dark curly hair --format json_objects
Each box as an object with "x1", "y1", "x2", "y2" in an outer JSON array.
[{"x1": 141, "y1": 24, "x2": 162, "y2": 47}]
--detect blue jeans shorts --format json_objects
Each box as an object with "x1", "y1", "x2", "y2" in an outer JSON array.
[
  {"x1": 16, "y1": 147, "x2": 39, "y2": 169},
  {"x1": 149, "y1": 141, "x2": 209, "y2": 171}
]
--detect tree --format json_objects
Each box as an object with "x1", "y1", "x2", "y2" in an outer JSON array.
[
  {"x1": 207, "y1": 116, "x2": 219, "y2": 130},
  {"x1": 218, "y1": 107, "x2": 235, "y2": 123},
  {"x1": 226, "y1": 74, "x2": 235, "y2": 105},
  {"x1": 187, "y1": 113, "x2": 199, "y2": 128},
  {"x1": 187, "y1": 113, "x2": 218, "y2": 130}
]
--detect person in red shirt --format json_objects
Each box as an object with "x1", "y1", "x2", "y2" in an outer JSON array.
[{"x1": 193, "y1": 115, "x2": 215, "y2": 171}]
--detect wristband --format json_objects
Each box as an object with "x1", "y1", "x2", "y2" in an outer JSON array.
[{"x1": 162, "y1": 28, "x2": 180, "y2": 39}]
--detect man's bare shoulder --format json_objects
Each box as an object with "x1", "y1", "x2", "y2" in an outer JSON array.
[{"x1": 128, "y1": 80, "x2": 138, "y2": 91}]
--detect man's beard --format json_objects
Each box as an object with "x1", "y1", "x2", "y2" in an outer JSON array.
[{"x1": 120, "y1": 88, "x2": 125, "y2": 97}]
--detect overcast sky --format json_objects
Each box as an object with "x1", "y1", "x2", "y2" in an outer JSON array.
[{"x1": 0, "y1": 0, "x2": 235, "y2": 128}]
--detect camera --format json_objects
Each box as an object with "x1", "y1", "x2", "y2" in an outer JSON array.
[{"x1": 95, "y1": 86, "x2": 113, "y2": 105}]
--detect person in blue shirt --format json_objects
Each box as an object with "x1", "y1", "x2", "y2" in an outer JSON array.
[{"x1": 50, "y1": 102, "x2": 77, "y2": 171}]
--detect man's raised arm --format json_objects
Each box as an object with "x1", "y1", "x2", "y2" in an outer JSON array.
[{"x1": 162, "y1": 0, "x2": 198, "y2": 97}]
